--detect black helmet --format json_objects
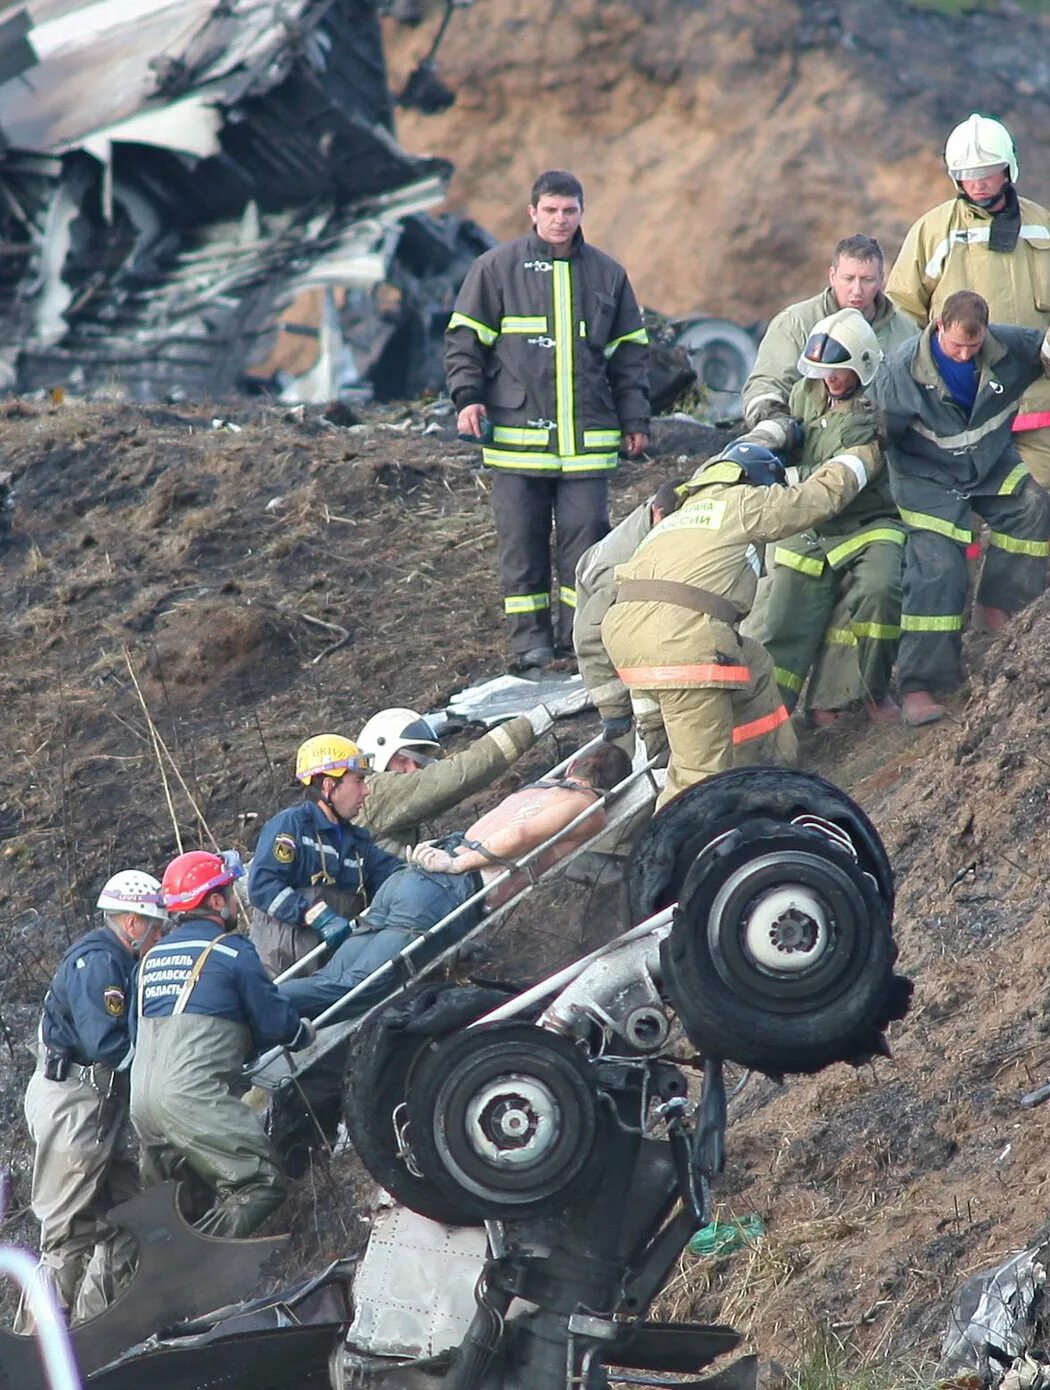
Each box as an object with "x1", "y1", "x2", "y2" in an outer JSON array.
[{"x1": 716, "y1": 441, "x2": 787, "y2": 488}]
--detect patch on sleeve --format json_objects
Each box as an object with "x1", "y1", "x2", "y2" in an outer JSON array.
[
  {"x1": 103, "y1": 986, "x2": 125, "y2": 1018},
  {"x1": 273, "y1": 834, "x2": 297, "y2": 865}
]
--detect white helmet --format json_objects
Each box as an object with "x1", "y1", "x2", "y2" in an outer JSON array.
[
  {"x1": 356, "y1": 708, "x2": 440, "y2": 772},
  {"x1": 797, "y1": 308, "x2": 882, "y2": 389},
  {"x1": 97, "y1": 869, "x2": 168, "y2": 922},
  {"x1": 945, "y1": 113, "x2": 1018, "y2": 187}
]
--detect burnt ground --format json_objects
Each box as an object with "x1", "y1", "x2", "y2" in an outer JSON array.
[{"x1": 3, "y1": 399, "x2": 1050, "y2": 1369}]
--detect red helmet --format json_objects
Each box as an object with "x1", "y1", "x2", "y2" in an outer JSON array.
[{"x1": 161, "y1": 849, "x2": 244, "y2": 913}]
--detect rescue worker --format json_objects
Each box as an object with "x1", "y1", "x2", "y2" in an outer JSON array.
[
  {"x1": 887, "y1": 114, "x2": 1050, "y2": 487},
  {"x1": 445, "y1": 169, "x2": 650, "y2": 671},
  {"x1": 247, "y1": 734, "x2": 402, "y2": 978},
  {"x1": 279, "y1": 743, "x2": 630, "y2": 1023},
  {"x1": 601, "y1": 440, "x2": 872, "y2": 809},
  {"x1": 572, "y1": 478, "x2": 684, "y2": 756},
  {"x1": 743, "y1": 309, "x2": 905, "y2": 723},
  {"x1": 871, "y1": 290, "x2": 1050, "y2": 726},
  {"x1": 741, "y1": 234, "x2": 916, "y2": 719},
  {"x1": 130, "y1": 850, "x2": 314, "y2": 1238},
  {"x1": 355, "y1": 704, "x2": 561, "y2": 854},
  {"x1": 16, "y1": 871, "x2": 167, "y2": 1331}
]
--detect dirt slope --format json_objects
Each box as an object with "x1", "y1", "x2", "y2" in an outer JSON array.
[
  {"x1": 3, "y1": 399, "x2": 1050, "y2": 1367},
  {"x1": 386, "y1": 0, "x2": 1050, "y2": 319}
]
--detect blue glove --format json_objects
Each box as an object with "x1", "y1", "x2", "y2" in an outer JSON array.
[{"x1": 305, "y1": 902, "x2": 352, "y2": 949}]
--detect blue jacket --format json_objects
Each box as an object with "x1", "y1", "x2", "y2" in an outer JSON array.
[
  {"x1": 137, "y1": 918, "x2": 304, "y2": 1054},
  {"x1": 41, "y1": 926, "x2": 135, "y2": 1071},
  {"x1": 248, "y1": 800, "x2": 401, "y2": 925}
]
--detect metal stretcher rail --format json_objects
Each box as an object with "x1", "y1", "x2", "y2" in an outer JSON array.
[{"x1": 248, "y1": 747, "x2": 663, "y2": 1088}]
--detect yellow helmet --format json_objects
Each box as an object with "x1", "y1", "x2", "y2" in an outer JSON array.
[{"x1": 295, "y1": 734, "x2": 373, "y2": 785}]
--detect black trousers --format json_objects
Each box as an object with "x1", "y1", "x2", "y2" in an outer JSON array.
[{"x1": 490, "y1": 472, "x2": 610, "y2": 653}]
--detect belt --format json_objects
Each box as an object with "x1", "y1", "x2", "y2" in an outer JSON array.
[{"x1": 614, "y1": 578, "x2": 739, "y2": 626}]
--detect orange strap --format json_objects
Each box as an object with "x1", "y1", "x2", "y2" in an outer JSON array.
[
  {"x1": 1013, "y1": 412, "x2": 1050, "y2": 432},
  {"x1": 732, "y1": 704, "x2": 790, "y2": 745},
  {"x1": 616, "y1": 663, "x2": 751, "y2": 685}
]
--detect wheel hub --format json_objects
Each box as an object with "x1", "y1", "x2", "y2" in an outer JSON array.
[
  {"x1": 741, "y1": 885, "x2": 830, "y2": 973},
  {"x1": 464, "y1": 1075, "x2": 558, "y2": 1168}
]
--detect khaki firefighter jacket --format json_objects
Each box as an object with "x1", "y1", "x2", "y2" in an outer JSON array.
[
  {"x1": 573, "y1": 499, "x2": 655, "y2": 720},
  {"x1": 887, "y1": 194, "x2": 1050, "y2": 426},
  {"x1": 601, "y1": 458, "x2": 863, "y2": 691},
  {"x1": 742, "y1": 286, "x2": 916, "y2": 427},
  {"x1": 445, "y1": 229, "x2": 649, "y2": 477},
  {"x1": 356, "y1": 715, "x2": 540, "y2": 854}
]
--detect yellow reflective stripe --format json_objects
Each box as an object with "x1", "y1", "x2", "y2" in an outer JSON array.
[
  {"x1": 604, "y1": 327, "x2": 650, "y2": 359},
  {"x1": 851, "y1": 621, "x2": 900, "y2": 640},
  {"x1": 448, "y1": 311, "x2": 498, "y2": 346},
  {"x1": 999, "y1": 464, "x2": 1028, "y2": 496},
  {"x1": 684, "y1": 462, "x2": 744, "y2": 488},
  {"x1": 492, "y1": 426, "x2": 550, "y2": 446},
  {"x1": 822, "y1": 627, "x2": 857, "y2": 647},
  {"x1": 900, "y1": 613, "x2": 964, "y2": 632},
  {"x1": 773, "y1": 547, "x2": 826, "y2": 577},
  {"x1": 899, "y1": 509, "x2": 972, "y2": 544},
  {"x1": 579, "y1": 321, "x2": 587, "y2": 337},
  {"x1": 989, "y1": 531, "x2": 1050, "y2": 557},
  {"x1": 482, "y1": 448, "x2": 619, "y2": 472},
  {"x1": 559, "y1": 585, "x2": 577, "y2": 608},
  {"x1": 774, "y1": 666, "x2": 805, "y2": 693},
  {"x1": 583, "y1": 430, "x2": 621, "y2": 448},
  {"x1": 553, "y1": 260, "x2": 575, "y2": 457},
  {"x1": 500, "y1": 316, "x2": 547, "y2": 334},
  {"x1": 824, "y1": 526, "x2": 906, "y2": 567},
  {"x1": 504, "y1": 593, "x2": 550, "y2": 614}
]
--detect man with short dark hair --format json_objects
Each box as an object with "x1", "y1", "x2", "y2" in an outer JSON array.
[
  {"x1": 445, "y1": 170, "x2": 650, "y2": 671},
  {"x1": 872, "y1": 289, "x2": 1050, "y2": 725}
]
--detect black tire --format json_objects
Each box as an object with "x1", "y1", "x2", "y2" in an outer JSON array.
[
  {"x1": 403, "y1": 1023, "x2": 605, "y2": 1221},
  {"x1": 628, "y1": 768, "x2": 894, "y2": 924},
  {"x1": 342, "y1": 983, "x2": 514, "y2": 1226},
  {"x1": 660, "y1": 818, "x2": 902, "y2": 1075}
]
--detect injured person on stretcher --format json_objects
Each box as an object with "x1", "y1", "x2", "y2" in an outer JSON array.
[{"x1": 278, "y1": 742, "x2": 631, "y2": 1022}]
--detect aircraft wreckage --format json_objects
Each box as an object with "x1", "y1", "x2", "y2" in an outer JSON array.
[{"x1": 1, "y1": 761, "x2": 912, "y2": 1390}]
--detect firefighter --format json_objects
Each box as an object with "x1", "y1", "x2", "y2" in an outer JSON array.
[
  {"x1": 16, "y1": 871, "x2": 167, "y2": 1331},
  {"x1": 601, "y1": 441, "x2": 871, "y2": 809},
  {"x1": 445, "y1": 169, "x2": 650, "y2": 670},
  {"x1": 247, "y1": 734, "x2": 402, "y2": 978},
  {"x1": 572, "y1": 478, "x2": 683, "y2": 756},
  {"x1": 355, "y1": 704, "x2": 560, "y2": 854},
  {"x1": 871, "y1": 290, "x2": 1050, "y2": 726},
  {"x1": 130, "y1": 850, "x2": 313, "y2": 1239},
  {"x1": 745, "y1": 309, "x2": 905, "y2": 723},
  {"x1": 887, "y1": 114, "x2": 1050, "y2": 487}
]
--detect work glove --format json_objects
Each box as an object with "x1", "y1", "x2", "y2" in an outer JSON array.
[
  {"x1": 744, "y1": 415, "x2": 804, "y2": 454},
  {"x1": 526, "y1": 704, "x2": 554, "y2": 737},
  {"x1": 304, "y1": 901, "x2": 352, "y2": 949},
  {"x1": 408, "y1": 841, "x2": 462, "y2": 874},
  {"x1": 290, "y1": 1017, "x2": 318, "y2": 1052},
  {"x1": 601, "y1": 714, "x2": 633, "y2": 743}
]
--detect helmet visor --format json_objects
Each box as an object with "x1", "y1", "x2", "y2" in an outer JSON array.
[
  {"x1": 953, "y1": 162, "x2": 1008, "y2": 181},
  {"x1": 302, "y1": 751, "x2": 375, "y2": 779},
  {"x1": 801, "y1": 331, "x2": 851, "y2": 367}
]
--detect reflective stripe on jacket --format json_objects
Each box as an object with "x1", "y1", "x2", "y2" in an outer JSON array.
[{"x1": 445, "y1": 230, "x2": 649, "y2": 477}]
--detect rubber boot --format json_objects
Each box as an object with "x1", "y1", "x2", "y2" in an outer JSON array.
[
  {"x1": 972, "y1": 604, "x2": 1010, "y2": 633},
  {"x1": 866, "y1": 695, "x2": 901, "y2": 724},
  {"x1": 901, "y1": 691, "x2": 945, "y2": 726}
]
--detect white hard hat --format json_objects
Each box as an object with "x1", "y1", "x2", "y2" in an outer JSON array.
[
  {"x1": 797, "y1": 308, "x2": 883, "y2": 389},
  {"x1": 97, "y1": 869, "x2": 168, "y2": 922},
  {"x1": 945, "y1": 113, "x2": 1018, "y2": 186},
  {"x1": 356, "y1": 708, "x2": 440, "y2": 772}
]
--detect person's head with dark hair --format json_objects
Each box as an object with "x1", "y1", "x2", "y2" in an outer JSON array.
[
  {"x1": 528, "y1": 171, "x2": 585, "y2": 257},
  {"x1": 828, "y1": 234, "x2": 886, "y2": 320},
  {"x1": 651, "y1": 478, "x2": 684, "y2": 524},
  {"x1": 936, "y1": 290, "x2": 989, "y2": 364},
  {"x1": 566, "y1": 742, "x2": 631, "y2": 791}
]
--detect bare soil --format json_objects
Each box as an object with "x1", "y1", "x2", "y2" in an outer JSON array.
[{"x1": 4, "y1": 397, "x2": 1050, "y2": 1369}]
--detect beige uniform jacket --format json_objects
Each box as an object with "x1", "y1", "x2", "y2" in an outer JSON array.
[
  {"x1": 601, "y1": 459, "x2": 863, "y2": 690},
  {"x1": 887, "y1": 194, "x2": 1050, "y2": 425},
  {"x1": 742, "y1": 286, "x2": 917, "y2": 426},
  {"x1": 573, "y1": 499, "x2": 654, "y2": 720},
  {"x1": 356, "y1": 715, "x2": 538, "y2": 854}
]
